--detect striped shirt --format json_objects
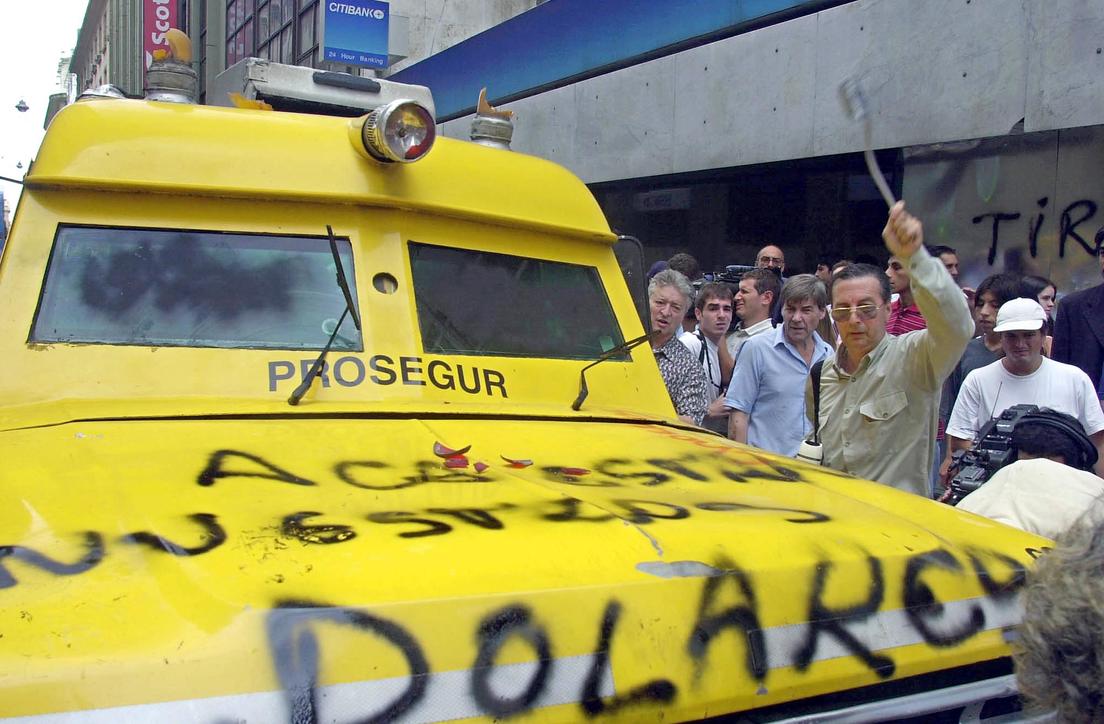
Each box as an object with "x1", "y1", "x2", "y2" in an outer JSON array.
[{"x1": 886, "y1": 299, "x2": 927, "y2": 336}]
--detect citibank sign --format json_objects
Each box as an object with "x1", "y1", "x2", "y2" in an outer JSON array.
[
  {"x1": 329, "y1": 2, "x2": 386, "y2": 20},
  {"x1": 323, "y1": 0, "x2": 390, "y2": 70}
]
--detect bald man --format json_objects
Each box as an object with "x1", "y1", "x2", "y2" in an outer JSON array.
[{"x1": 755, "y1": 245, "x2": 785, "y2": 275}]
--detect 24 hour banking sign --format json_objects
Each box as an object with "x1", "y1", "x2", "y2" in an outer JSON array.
[{"x1": 323, "y1": 1, "x2": 390, "y2": 69}]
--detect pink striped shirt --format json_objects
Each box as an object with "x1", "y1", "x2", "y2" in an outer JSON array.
[{"x1": 886, "y1": 300, "x2": 927, "y2": 336}]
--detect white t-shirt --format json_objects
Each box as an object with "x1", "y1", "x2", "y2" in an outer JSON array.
[
  {"x1": 957, "y1": 458, "x2": 1104, "y2": 539},
  {"x1": 947, "y1": 357, "x2": 1104, "y2": 441},
  {"x1": 679, "y1": 328, "x2": 725, "y2": 399}
]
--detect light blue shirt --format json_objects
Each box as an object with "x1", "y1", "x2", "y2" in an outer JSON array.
[{"x1": 725, "y1": 324, "x2": 832, "y2": 456}]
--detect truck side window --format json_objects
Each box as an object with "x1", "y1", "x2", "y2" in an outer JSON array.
[
  {"x1": 409, "y1": 241, "x2": 624, "y2": 360},
  {"x1": 31, "y1": 225, "x2": 362, "y2": 351}
]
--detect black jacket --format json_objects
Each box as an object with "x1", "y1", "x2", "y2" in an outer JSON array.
[{"x1": 1052, "y1": 282, "x2": 1104, "y2": 394}]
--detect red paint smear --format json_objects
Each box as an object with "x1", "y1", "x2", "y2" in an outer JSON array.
[
  {"x1": 500, "y1": 455, "x2": 533, "y2": 468},
  {"x1": 434, "y1": 441, "x2": 472, "y2": 458},
  {"x1": 560, "y1": 467, "x2": 590, "y2": 476},
  {"x1": 474, "y1": 462, "x2": 489, "y2": 473},
  {"x1": 444, "y1": 456, "x2": 469, "y2": 468}
]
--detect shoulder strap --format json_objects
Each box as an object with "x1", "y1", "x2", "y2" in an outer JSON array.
[
  {"x1": 811, "y1": 359, "x2": 825, "y2": 444},
  {"x1": 696, "y1": 330, "x2": 708, "y2": 365}
]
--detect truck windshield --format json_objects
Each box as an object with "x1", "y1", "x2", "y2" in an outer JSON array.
[
  {"x1": 31, "y1": 225, "x2": 362, "y2": 351},
  {"x1": 409, "y1": 241, "x2": 624, "y2": 360}
]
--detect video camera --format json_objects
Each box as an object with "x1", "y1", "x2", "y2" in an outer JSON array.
[
  {"x1": 699, "y1": 264, "x2": 758, "y2": 288},
  {"x1": 945, "y1": 403, "x2": 1099, "y2": 506},
  {"x1": 945, "y1": 404, "x2": 1038, "y2": 505},
  {"x1": 689, "y1": 265, "x2": 758, "y2": 324}
]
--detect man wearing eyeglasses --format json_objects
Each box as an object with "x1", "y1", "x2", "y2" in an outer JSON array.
[
  {"x1": 806, "y1": 201, "x2": 974, "y2": 496},
  {"x1": 1052, "y1": 230, "x2": 1104, "y2": 407},
  {"x1": 755, "y1": 245, "x2": 786, "y2": 275}
]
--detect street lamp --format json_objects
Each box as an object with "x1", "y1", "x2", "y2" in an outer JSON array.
[{"x1": 15, "y1": 100, "x2": 29, "y2": 113}]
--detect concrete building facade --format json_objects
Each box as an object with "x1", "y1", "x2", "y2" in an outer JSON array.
[
  {"x1": 65, "y1": 0, "x2": 1104, "y2": 293},
  {"x1": 406, "y1": 0, "x2": 1104, "y2": 293}
]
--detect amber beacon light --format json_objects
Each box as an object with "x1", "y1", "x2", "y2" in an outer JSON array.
[{"x1": 354, "y1": 99, "x2": 436, "y2": 163}]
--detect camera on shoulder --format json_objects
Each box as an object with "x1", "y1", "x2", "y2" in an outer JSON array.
[{"x1": 946, "y1": 404, "x2": 1098, "y2": 506}]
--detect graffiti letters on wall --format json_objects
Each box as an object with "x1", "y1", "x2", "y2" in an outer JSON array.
[{"x1": 904, "y1": 126, "x2": 1104, "y2": 292}]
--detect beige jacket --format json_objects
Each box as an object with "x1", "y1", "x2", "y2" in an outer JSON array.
[{"x1": 807, "y1": 247, "x2": 974, "y2": 496}]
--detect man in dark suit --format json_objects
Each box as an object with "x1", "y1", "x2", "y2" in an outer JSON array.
[{"x1": 1052, "y1": 229, "x2": 1104, "y2": 403}]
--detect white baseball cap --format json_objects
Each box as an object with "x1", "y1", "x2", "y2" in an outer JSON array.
[{"x1": 993, "y1": 297, "x2": 1047, "y2": 333}]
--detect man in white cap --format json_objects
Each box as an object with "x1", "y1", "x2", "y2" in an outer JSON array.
[{"x1": 947, "y1": 297, "x2": 1104, "y2": 477}]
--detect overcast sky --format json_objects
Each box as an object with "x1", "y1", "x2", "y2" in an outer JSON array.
[{"x1": 1, "y1": 0, "x2": 89, "y2": 208}]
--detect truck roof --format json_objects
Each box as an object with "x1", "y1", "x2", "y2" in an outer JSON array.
[{"x1": 28, "y1": 99, "x2": 615, "y2": 242}]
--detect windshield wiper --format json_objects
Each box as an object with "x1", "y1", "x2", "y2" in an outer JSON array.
[
  {"x1": 571, "y1": 330, "x2": 657, "y2": 411},
  {"x1": 288, "y1": 225, "x2": 363, "y2": 406}
]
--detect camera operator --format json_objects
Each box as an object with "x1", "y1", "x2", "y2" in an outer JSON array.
[
  {"x1": 956, "y1": 409, "x2": 1104, "y2": 539},
  {"x1": 946, "y1": 297, "x2": 1104, "y2": 479}
]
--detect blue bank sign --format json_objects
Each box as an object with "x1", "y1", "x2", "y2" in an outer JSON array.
[{"x1": 323, "y1": 0, "x2": 389, "y2": 69}]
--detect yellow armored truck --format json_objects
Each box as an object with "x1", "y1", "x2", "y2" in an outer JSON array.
[{"x1": 0, "y1": 51, "x2": 1047, "y2": 722}]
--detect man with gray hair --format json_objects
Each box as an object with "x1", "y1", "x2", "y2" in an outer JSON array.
[
  {"x1": 726, "y1": 274, "x2": 832, "y2": 455},
  {"x1": 648, "y1": 269, "x2": 709, "y2": 426}
]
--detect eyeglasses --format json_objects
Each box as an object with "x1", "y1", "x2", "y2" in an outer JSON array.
[
  {"x1": 758, "y1": 256, "x2": 784, "y2": 265},
  {"x1": 830, "y1": 304, "x2": 882, "y2": 322}
]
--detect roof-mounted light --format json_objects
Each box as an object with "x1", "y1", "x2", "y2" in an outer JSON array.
[{"x1": 352, "y1": 99, "x2": 436, "y2": 163}]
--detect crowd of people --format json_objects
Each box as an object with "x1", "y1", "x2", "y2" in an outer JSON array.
[
  {"x1": 642, "y1": 204, "x2": 1104, "y2": 717},
  {"x1": 638, "y1": 203, "x2": 1104, "y2": 720},
  {"x1": 644, "y1": 203, "x2": 1104, "y2": 527}
]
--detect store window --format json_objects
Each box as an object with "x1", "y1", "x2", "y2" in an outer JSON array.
[
  {"x1": 225, "y1": 0, "x2": 255, "y2": 67},
  {"x1": 224, "y1": 0, "x2": 319, "y2": 72}
]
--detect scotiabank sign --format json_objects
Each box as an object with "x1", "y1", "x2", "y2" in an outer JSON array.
[{"x1": 143, "y1": 0, "x2": 178, "y2": 70}]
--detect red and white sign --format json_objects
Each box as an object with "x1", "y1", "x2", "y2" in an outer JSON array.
[{"x1": 143, "y1": 0, "x2": 178, "y2": 70}]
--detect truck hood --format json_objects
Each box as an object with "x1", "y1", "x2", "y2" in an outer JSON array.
[{"x1": 0, "y1": 417, "x2": 1045, "y2": 721}]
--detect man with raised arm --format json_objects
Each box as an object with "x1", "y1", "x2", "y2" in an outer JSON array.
[{"x1": 807, "y1": 202, "x2": 974, "y2": 495}]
